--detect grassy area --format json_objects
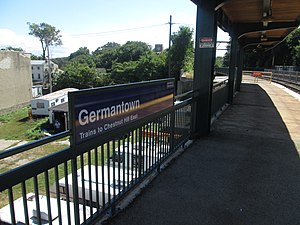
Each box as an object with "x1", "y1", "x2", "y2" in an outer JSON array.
[{"x1": 0, "y1": 107, "x2": 50, "y2": 140}]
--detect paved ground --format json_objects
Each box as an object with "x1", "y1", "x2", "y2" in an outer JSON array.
[
  {"x1": 0, "y1": 138, "x2": 69, "y2": 151},
  {"x1": 101, "y1": 76, "x2": 300, "y2": 225},
  {"x1": 0, "y1": 139, "x2": 27, "y2": 151}
]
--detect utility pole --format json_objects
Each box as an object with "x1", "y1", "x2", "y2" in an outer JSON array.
[
  {"x1": 46, "y1": 38, "x2": 52, "y2": 93},
  {"x1": 168, "y1": 15, "x2": 173, "y2": 78}
]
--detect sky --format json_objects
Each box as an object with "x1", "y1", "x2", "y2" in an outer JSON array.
[{"x1": 0, "y1": 0, "x2": 230, "y2": 58}]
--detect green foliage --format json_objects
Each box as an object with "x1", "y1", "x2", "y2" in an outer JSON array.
[
  {"x1": 183, "y1": 47, "x2": 194, "y2": 72},
  {"x1": 52, "y1": 57, "x2": 69, "y2": 69},
  {"x1": 52, "y1": 39, "x2": 175, "y2": 89},
  {"x1": 111, "y1": 51, "x2": 168, "y2": 84},
  {"x1": 0, "y1": 107, "x2": 48, "y2": 140},
  {"x1": 96, "y1": 72, "x2": 114, "y2": 86},
  {"x1": 111, "y1": 61, "x2": 140, "y2": 83},
  {"x1": 69, "y1": 47, "x2": 90, "y2": 60},
  {"x1": 1, "y1": 46, "x2": 24, "y2": 52},
  {"x1": 93, "y1": 42, "x2": 120, "y2": 55},
  {"x1": 93, "y1": 42, "x2": 120, "y2": 70},
  {"x1": 116, "y1": 41, "x2": 151, "y2": 63},
  {"x1": 137, "y1": 51, "x2": 168, "y2": 80},
  {"x1": 53, "y1": 61, "x2": 98, "y2": 89},
  {"x1": 31, "y1": 54, "x2": 44, "y2": 60},
  {"x1": 27, "y1": 22, "x2": 62, "y2": 59},
  {"x1": 94, "y1": 48, "x2": 118, "y2": 70},
  {"x1": 169, "y1": 26, "x2": 194, "y2": 81},
  {"x1": 70, "y1": 54, "x2": 96, "y2": 68},
  {"x1": 286, "y1": 28, "x2": 300, "y2": 66},
  {"x1": 215, "y1": 56, "x2": 224, "y2": 68},
  {"x1": 25, "y1": 119, "x2": 47, "y2": 140},
  {"x1": 222, "y1": 42, "x2": 231, "y2": 67}
]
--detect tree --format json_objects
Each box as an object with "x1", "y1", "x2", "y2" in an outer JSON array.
[
  {"x1": 93, "y1": 42, "x2": 120, "y2": 70},
  {"x1": 31, "y1": 54, "x2": 44, "y2": 60},
  {"x1": 116, "y1": 41, "x2": 151, "y2": 63},
  {"x1": 136, "y1": 51, "x2": 168, "y2": 80},
  {"x1": 53, "y1": 61, "x2": 98, "y2": 90},
  {"x1": 222, "y1": 42, "x2": 231, "y2": 67},
  {"x1": 95, "y1": 50, "x2": 118, "y2": 70},
  {"x1": 93, "y1": 42, "x2": 120, "y2": 55},
  {"x1": 111, "y1": 61, "x2": 140, "y2": 84},
  {"x1": 111, "y1": 51, "x2": 168, "y2": 84},
  {"x1": 27, "y1": 22, "x2": 62, "y2": 59},
  {"x1": 169, "y1": 26, "x2": 194, "y2": 82},
  {"x1": 1, "y1": 46, "x2": 24, "y2": 52},
  {"x1": 68, "y1": 47, "x2": 96, "y2": 68},
  {"x1": 286, "y1": 28, "x2": 300, "y2": 66},
  {"x1": 215, "y1": 56, "x2": 223, "y2": 68},
  {"x1": 69, "y1": 47, "x2": 90, "y2": 60}
]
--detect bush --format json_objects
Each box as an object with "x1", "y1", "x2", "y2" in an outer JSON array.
[{"x1": 25, "y1": 119, "x2": 48, "y2": 140}]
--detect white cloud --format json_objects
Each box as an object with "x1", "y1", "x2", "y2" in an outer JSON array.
[
  {"x1": 1, "y1": 24, "x2": 230, "y2": 59},
  {"x1": 0, "y1": 28, "x2": 41, "y2": 55}
]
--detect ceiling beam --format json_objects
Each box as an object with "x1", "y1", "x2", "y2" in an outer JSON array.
[
  {"x1": 240, "y1": 37, "x2": 282, "y2": 46},
  {"x1": 236, "y1": 21, "x2": 299, "y2": 38},
  {"x1": 215, "y1": 0, "x2": 230, "y2": 11},
  {"x1": 216, "y1": 8, "x2": 232, "y2": 33},
  {"x1": 191, "y1": 0, "x2": 227, "y2": 9}
]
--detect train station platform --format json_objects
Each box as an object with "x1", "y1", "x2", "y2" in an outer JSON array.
[{"x1": 102, "y1": 75, "x2": 300, "y2": 225}]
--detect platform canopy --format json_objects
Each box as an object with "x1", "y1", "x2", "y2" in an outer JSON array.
[{"x1": 192, "y1": 0, "x2": 300, "y2": 51}]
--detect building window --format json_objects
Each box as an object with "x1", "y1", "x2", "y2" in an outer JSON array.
[
  {"x1": 51, "y1": 102, "x2": 55, "y2": 107},
  {"x1": 36, "y1": 103, "x2": 45, "y2": 108},
  {"x1": 32, "y1": 74, "x2": 34, "y2": 79},
  {"x1": 59, "y1": 186, "x2": 66, "y2": 194},
  {"x1": 38, "y1": 74, "x2": 41, "y2": 79},
  {"x1": 37, "y1": 66, "x2": 40, "y2": 70},
  {"x1": 61, "y1": 98, "x2": 65, "y2": 103}
]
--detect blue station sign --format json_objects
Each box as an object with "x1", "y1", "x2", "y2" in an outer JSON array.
[{"x1": 68, "y1": 79, "x2": 174, "y2": 145}]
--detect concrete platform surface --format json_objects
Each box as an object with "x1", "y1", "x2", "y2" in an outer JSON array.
[{"x1": 101, "y1": 75, "x2": 300, "y2": 225}]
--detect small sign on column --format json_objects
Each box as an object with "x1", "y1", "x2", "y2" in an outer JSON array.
[{"x1": 199, "y1": 37, "x2": 215, "y2": 48}]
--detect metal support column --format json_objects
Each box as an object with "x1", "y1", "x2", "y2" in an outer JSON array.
[
  {"x1": 228, "y1": 35, "x2": 238, "y2": 104},
  {"x1": 236, "y1": 46, "x2": 244, "y2": 91},
  {"x1": 192, "y1": 0, "x2": 217, "y2": 137}
]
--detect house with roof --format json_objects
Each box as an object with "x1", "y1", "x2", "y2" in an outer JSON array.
[
  {"x1": 31, "y1": 60, "x2": 59, "y2": 85},
  {"x1": 30, "y1": 88, "x2": 77, "y2": 116}
]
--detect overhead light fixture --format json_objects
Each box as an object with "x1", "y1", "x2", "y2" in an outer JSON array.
[
  {"x1": 261, "y1": 15, "x2": 274, "y2": 23},
  {"x1": 261, "y1": 37, "x2": 268, "y2": 42},
  {"x1": 261, "y1": 15, "x2": 274, "y2": 27},
  {"x1": 260, "y1": 34, "x2": 268, "y2": 42}
]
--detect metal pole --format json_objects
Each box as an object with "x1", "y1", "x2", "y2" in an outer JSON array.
[
  {"x1": 46, "y1": 39, "x2": 52, "y2": 93},
  {"x1": 228, "y1": 35, "x2": 238, "y2": 104},
  {"x1": 168, "y1": 15, "x2": 172, "y2": 78},
  {"x1": 192, "y1": 0, "x2": 217, "y2": 137}
]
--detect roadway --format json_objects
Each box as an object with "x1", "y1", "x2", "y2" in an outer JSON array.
[{"x1": 100, "y1": 75, "x2": 300, "y2": 225}]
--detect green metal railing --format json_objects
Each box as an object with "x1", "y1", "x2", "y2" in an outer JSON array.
[
  {"x1": 0, "y1": 99, "x2": 192, "y2": 225},
  {"x1": 0, "y1": 78, "x2": 229, "y2": 225},
  {"x1": 211, "y1": 78, "x2": 229, "y2": 119}
]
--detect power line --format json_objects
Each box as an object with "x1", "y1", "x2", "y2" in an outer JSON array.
[
  {"x1": 71, "y1": 24, "x2": 167, "y2": 37},
  {"x1": 69, "y1": 22, "x2": 195, "y2": 38}
]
